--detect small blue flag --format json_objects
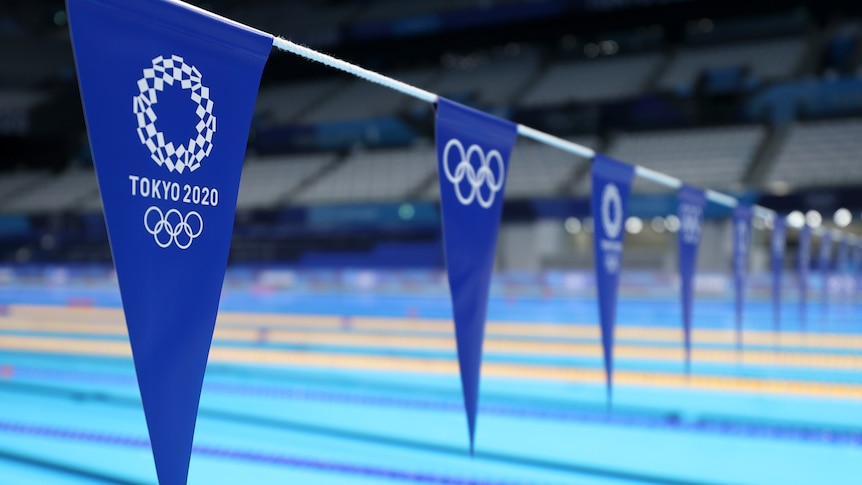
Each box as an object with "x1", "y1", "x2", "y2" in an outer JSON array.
[
  {"x1": 677, "y1": 185, "x2": 706, "y2": 374},
  {"x1": 771, "y1": 216, "x2": 786, "y2": 336},
  {"x1": 591, "y1": 154, "x2": 634, "y2": 403},
  {"x1": 798, "y1": 224, "x2": 811, "y2": 332},
  {"x1": 818, "y1": 231, "x2": 832, "y2": 320},
  {"x1": 732, "y1": 205, "x2": 752, "y2": 351},
  {"x1": 837, "y1": 236, "x2": 849, "y2": 273},
  {"x1": 67, "y1": 0, "x2": 272, "y2": 482},
  {"x1": 435, "y1": 97, "x2": 517, "y2": 453}
]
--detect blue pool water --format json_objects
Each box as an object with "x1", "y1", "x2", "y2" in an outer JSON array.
[{"x1": 0, "y1": 282, "x2": 861, "y2": 484}]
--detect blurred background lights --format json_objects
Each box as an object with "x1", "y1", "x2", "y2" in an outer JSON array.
[
  {"x1": 787, "y1": 210, "x2": 805, "y2": 228},
  {"x1": 564, "y1": 217, "x2": 581, "y2": 234},
  {"x1": 805, "y1": 210, "x2": 822, "y2": 228},
  {"x1": 625, "y1": 216, "x2": 643, "y2": 234},
  {"x1": 833, "y1": 208, "x2": 852, "y2": 227}
]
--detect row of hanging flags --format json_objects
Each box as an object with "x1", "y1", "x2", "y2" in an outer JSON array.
[{"x1": 66, "y1": 0, "x2": 862, "y2": 483}]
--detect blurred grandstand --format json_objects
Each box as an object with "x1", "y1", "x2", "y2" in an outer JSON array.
[{"x1": 1, "y1": 0, "x2": 861, "y2": 273}]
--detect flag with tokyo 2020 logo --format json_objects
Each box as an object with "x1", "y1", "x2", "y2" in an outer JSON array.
[
  {"x1": 67, "y1": 0, "x2": 272, "y2": 483},
  {"x1": 435, "y1": 97, "x2": 517, "y2": 454}
]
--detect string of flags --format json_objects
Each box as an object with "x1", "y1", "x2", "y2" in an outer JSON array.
[{"x1": 66, "y1": 0, "x2": 862, "y2": 482}]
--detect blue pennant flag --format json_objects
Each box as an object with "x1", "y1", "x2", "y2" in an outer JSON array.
[
  {"x1": 837, "y1": 236, "x2": 849, "y2": 273},
  {"x1": 732, "y1": 205, "x2": 752, "y2": 352},
  {"x1": 677, "y1": 185, "x2": 706, "y2": 374},
  {"x1": 798, "y1": 224, "x2": 811, "y2": 332},
  {"x1": 591, "y1": 154, "x2": 634, "y2": 403},
  {"x1": 771, "y1": 216, "x2": 786, "y2": 336},
  {"x1": 67, "y1": 0, "x2": 272, "y2": 483},
  {"x1": 435, "y1": 97, "x2": 517, "y2": 454},
  {"x1": 818, "y1": 231, "x2": 832, "y2": 320}
]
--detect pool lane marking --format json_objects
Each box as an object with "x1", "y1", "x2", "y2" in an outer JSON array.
[
  {"x1": 2, "y1": 335, "x2": 861, "y2": 400},
  {"x1": 3, "y1": 318, "x2": 862, "y2": 370},
  {"x1": 10, "y1": 304, "x2": 862, "y2": 350},
  {"x1": 8, "y1": 367, "x2": 862, "y2": 449},
  {"x1": 0, "y1": 421, "x2": 516, "y2": 485}
]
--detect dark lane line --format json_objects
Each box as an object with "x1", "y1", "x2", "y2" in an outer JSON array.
[{"x1": 0, "y1": 448, "x2": 151, "y2": 485}]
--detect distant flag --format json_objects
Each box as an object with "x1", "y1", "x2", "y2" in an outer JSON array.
[
  {"x1": 837, "y1": 237, "x2": 849, "y2": 299},
  {"x1": 837, "y1": 236, "x2": 849, "y2": 273},
  {"x1": 732, "y1": 205, "x2": 752, "y2": 351},
  {"x1": 798, "y1": 224, "x2": 811, "y2": 332},
  {"x1": 591, "y1": 154, "x2": 634, "y2": 403},
  {"x1": 435, "y1": 97, "x2": 517, "y2": 454},
  {"x1": 771, "y1": 216, "x2": 786, "y2": 337},
  {"x1": 818, "y1": 231, "x2": 832, "y2": 320},
  {"x1": 67, "y1": 0, "x2": 272, "y2": 482},
  {"x1": 677, "y1": 185, "x2": 706, "y2": 374}
]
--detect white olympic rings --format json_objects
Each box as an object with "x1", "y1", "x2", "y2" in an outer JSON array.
[
  {"x1": 680, "y1": 203, "x2": 702, "y2": 245},
  {"x1": 144, "y1": 206, "x2": 203, "y2": 250},
  {"x1": 601, "y1": 183, "x2": 622, "y2": 240},
  {"x1": 442, "y1": 138, "x2": 505, "y2": 209}
]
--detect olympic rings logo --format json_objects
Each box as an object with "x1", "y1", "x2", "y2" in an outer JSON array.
[
  {"x1": 679, "y1": 203, "x2": 702, "y2": 245},
  {"x1": 442, "y1": 138, "x2": 505, "y2": 209},
  {"x1": 601, "y1": 183, "x2": 622, "y2": 240},
  {"x1": 144, "y1": 206, "x2": 203, "y2": 250}
]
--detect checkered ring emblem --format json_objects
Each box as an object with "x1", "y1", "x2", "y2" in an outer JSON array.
[{"x1": 132, "y1": 55, "x2": 216, "y2": 174}]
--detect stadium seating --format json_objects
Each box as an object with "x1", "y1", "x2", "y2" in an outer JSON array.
[
  {"x1": 236, "y1": 154, "x2": 336, "y2": 209},
  {"x1": 300, "y1": 68, "x2": 438, "y2": 123},
  {"x1": 0, "y1": 90, "x2": 46, "y2": 114},
  {"x1": 425, "y1": 50, "x2": 540, "y2": 108},
  {"x1": 519, "y1": 54, "x2": 662, "y2": 107},
  {"x1": 766, "y1": 118, "x2": 862, "y2": 189},
  {"x1": 256, "y1": 79, "x2": 345, "y2": 124},
  {"x1": 1, "y1": 168, "x2": 98, "y2": 214},
  {"x1": 293, "y1": 145, "x2": 437, "y2": 204},
  {"x1": 230, "y1": 2, "x2": 357, "y2": 36},
  {"x1": 0, "y1": 171, "x2": 49, "y2": 206},
  {"x1": 604, "y1": 125, "x2": 766, "y2": 193},
  {"x1": 353, "y1": 0, "x2": 527, "y2": 23},
  {"x1": 657, "y1": 37, "x2": 806, "y2": 91}
]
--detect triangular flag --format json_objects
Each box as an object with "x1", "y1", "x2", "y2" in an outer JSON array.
[
  {"x1": 591, "y1": 154, "x2": 634, "y2": 404},
  {"x1": 771, "y1": 216, "x2": 786, "y2": 337},
  {"x1": 435, "y1": 97, "x2": 517, "y2": 453},
  {"x1": 837, "y1": 236, "x2": 848, "y2": 273},
  {"x1": 732, "y1": 205, "x2": 752, "y2": 351},
  {"x1": 67, "y1": 0, "x2": 272, "y2": 482},
  {"x1": 677, "y1": 185, "x2": 706, "y2": 374},
  {"x1": 818, "y1": 231, "x2": 832, "y2": 321},
  {"x1": 798, "y1": 223, "x2": 811, "y2": 332}
]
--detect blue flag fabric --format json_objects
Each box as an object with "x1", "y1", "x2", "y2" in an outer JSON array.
[
  {"x1": 677, "y1": 185, "x2": 706, "y2": 373},
  {"x1": 798, "y1": 224, "x2": 811, "y2": 332},
  {"x1": 771, "y1": 217, "x2": 786, "y2": 335},
  {"x1": 67, "y1": 1, "x2": 272, "y2": 483},
  {"x1": 435, "y1": 97, "x2": 517, "y2": 453},
  {"x1": 854, "y1": 245, "x2": 862, "y2": 274},
  {"x1": 591, "y1": 154, "x2": 634, "y2": 402},
  {"x1": 818, "y1": 232, "x2": 832, "y2": 319},
  {"x1": 732, "y1": 205, "x2": 752, "y2": 351},
  {"x1": 837, "y1": 237, "x2": 849, "y2": 273}
]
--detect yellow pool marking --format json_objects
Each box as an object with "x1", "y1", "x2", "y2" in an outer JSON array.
[
  {"x1": 1, "y1": 334, "x2": 861, "y2": 401},
  {"x1": 3, "y1": 317, "x2": 862, "y2": 370},
  {"x1": 7, "y1": 304, "x2": 862, "y2": 351}
]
